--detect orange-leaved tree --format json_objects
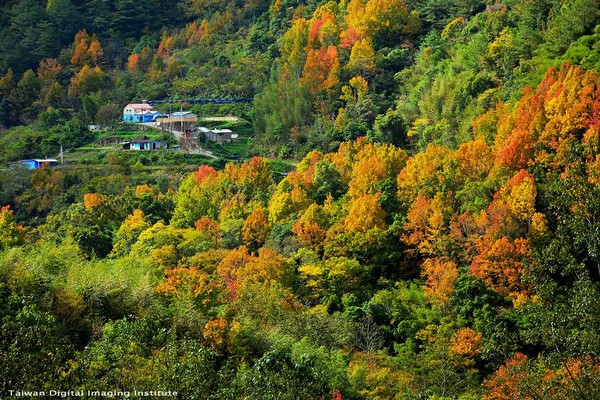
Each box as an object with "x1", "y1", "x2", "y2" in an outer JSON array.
[
  {"x1": 242, "y1": 208, "x2": 270, "y2": 250},
  {"x1": 421, "y1": 257, "x2": 459, "y2": 308}
]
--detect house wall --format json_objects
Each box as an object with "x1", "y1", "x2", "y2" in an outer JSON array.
[
  {"x1": 124, "y1": 113, "x2": 161, "y2": 123},
  {"x1": 127, "y1": 141, "x2": 164, "y2": 150},
  {"x1": 19, "y1": 160, "x2": 58, "y2": 170},
  {"x1": 142, "y1": 113, "x2": 159, "y2": 123},
  {"x1": 123, "y1": 113, "x2": 143, "y2": 123},
  {"x1": 205, "y1": 132, "x2": 232, "y2": 143},
  {"x1": 20, "y1": 160, "x2": 37, "y2": 170}
]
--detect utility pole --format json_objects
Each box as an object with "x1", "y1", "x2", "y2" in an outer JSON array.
[{"x1": 169, "y1": 100, "x2": 172, "y2": 134}]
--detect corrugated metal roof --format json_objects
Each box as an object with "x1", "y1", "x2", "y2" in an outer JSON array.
[
  {"x1": 170, "y1": 111, "x2": 196, "y2": 117},
  {"x1": 32, "y1": 159, "x2": 58, "y2": 162},
  {"x1": 130, "y1": 139, "x2": 162, "y2": 143},
  {"x1": 127, "y1": 103, "x2": 153, "y2": 109}
]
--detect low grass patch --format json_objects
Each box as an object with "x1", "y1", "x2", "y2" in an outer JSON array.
[
  {"x1": 200, "y1": 119, "x2": 254, "y2": 137},
  {"x1": 65, "y1": 147, "x2": 223, "y2": 170},
  {"x1": 202, "y1": 136, "x2": 253, "y2": 160}
]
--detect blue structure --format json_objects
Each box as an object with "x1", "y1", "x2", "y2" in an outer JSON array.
[
  {"x1": 19, "y1": 159, "x2": 58, "y2": 170},
  {"x1": 123, "y1": 114, "x2": 142, "y2": 123},
  {"x1": 122, "y1": 139, "x2": 165, "y2": 150},
  {"x1": 142, "y1": 111, "x2": 162, "y2": 122}
]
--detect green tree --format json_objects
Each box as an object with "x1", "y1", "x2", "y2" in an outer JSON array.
[
  {"x1": 0, "y1": 206, "x2": 25, "y2": 250},
  {"x1": 8, "y1": 69, "x2": 40, "y2": 124},
  {"x1": 0, "y1": 290, "x2": 72, "y2": 393}
]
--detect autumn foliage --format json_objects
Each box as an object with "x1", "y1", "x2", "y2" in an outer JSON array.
[
  {"x1": 0, "y1": 205, "x2": 25, "y2": 250},
  {"x1": 422, "y1": 258, "x2": 459, "y2": 307},
  {"x1": 4, "y1": 0, "x2": 600, "y2": 398},
  {"x1": 70, "y1": 30, "x2": 104, "y2": 67}
]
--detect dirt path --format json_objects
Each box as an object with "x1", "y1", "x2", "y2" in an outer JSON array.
[{"x1": 136, "y1": 122, "x2": 217, "y2": 158}]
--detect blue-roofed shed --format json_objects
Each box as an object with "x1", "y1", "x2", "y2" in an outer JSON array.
[{"x1": 19, "y1": 159, "x2": 59, "y2": 170}]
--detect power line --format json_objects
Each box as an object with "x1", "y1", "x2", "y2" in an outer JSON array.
[{"x1": 142, "y1": 97, "x2": 253, "y2": 106}]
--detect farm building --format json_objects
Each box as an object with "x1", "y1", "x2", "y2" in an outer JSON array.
[
  {"x1": 156, "y1": 112, "x2": 198, "y2": 131},
  {"x1": 122, "y1": 139, "x2": 166, "y2": 151},
  {"x1": 19, "y1": 159, "x2": 58, "y2": 170},
  {"x1": 123, "y1": 103, "x2": 163, "y2": 123},
  {"x1": 198, "y1": 127, "x2": 238, "y2": 143}
]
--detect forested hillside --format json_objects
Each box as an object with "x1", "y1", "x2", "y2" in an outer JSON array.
[{"x1": 1, "y1": 0, "x2": 600, "y2": 398}]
